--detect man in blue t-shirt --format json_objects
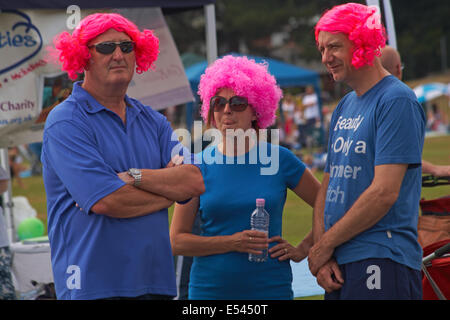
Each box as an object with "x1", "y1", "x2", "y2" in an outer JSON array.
[
  {"x1": 42, "y1": 13, "x2": 204, "y2": 300},
  {"x1": 308, "y1": 3, "x2": 425, "y2": 299}
]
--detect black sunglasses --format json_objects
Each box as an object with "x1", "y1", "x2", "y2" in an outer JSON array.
[
  {"x1": 88, "y1": 41, "x2": 135, "y2": 55},
  {"x1": 210, "y1": 95, "x2": 249, "y2": 112}
]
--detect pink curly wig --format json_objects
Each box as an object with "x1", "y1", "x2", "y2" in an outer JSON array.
[
  {"x1": 52, "y1": 13, "x2": 159, "y2": 80},
  {"x1": 198, "y1": 55, "x2": 282, "y2": 129},
  {"x1": 315, "y1": 2, "x2": 387, "y2": 69}
]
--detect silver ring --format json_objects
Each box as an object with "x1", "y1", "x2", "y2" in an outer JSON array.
[{"x1": 284, "y1": 248, "x2": 288, "y2": 254}]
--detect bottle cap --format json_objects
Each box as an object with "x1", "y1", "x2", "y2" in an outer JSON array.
[{"x1": 256, "y1": 198, "x2": 265, "y2": 206}]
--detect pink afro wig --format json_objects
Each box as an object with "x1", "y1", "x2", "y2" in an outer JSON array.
[
  {"x1": 315, "y1": 2, "x2": 387, "y2": 69},
  {"x1": 198, "y1": 55, "x2": 282, "y2": 129},
  {"x1": 51, "y1": 13, "x2": 159, "y2": 80}
]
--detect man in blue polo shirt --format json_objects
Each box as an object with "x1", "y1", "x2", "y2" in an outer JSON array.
[
  {"x1": 308, "y1": 3, "x2": 425, "y2": 299},
  {"x1": 42, "y1": 13, "x2": 204, "y2": 300}
]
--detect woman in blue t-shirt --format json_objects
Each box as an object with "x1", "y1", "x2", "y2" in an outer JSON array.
[{"x1": 170, "y1": 55, "x2": 320, "y2": 300}]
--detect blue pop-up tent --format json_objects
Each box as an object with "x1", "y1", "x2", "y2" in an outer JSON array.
[
  {"x1": 184, "y1": 53, "x2": 323, "y2": 131},
  {"x1": 187, "y1": 53, "x2": 320, "y2": 90}
]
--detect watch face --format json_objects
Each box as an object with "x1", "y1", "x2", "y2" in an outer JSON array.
[{"x1": 128, "y1": 168, "x2": 141, "y2": 186}]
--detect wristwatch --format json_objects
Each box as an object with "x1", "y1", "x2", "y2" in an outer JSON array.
[{"x1": 127, "y1": 168, "x2": 142, "y2": 187}]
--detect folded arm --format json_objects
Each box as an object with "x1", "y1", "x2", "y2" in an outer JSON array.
[
  {"x1": 90, "y1": 184, "x2": 173, "y2": 219},
  {"x1": 120, "y1": 164, "x2": 204, "y2": 202}
]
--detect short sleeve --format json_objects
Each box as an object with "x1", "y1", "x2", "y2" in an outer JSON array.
[
  {"x1": 43, "y1": 120, "x2": 125, "y2": 214},
  {"x1": 374, "y1": 98, "x2": 425, "y2": 166},
  {"x1": 279, "y1": 146, "x2": 306, "y2": 189}
]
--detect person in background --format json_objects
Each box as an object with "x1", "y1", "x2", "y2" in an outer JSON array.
[
  {"x1": 302, "y1": 86, "x2": 321, "y2": 148},
  {"x1": 422, "y1": 160, "x2": 450, "y2": 177},
  {"x1": 8, "y1": 147, "x2": 26, "y2": 189},
  {"x1": 281, "y1": 93, "x2": 297, "y2": 147},
  {"x1": 309, "y1": 3, "x2": 425, "y2": 299},
  {"x1": 380, "y1": 45, "x2": 403, "y2": 80},
  {"x1": 42, "y1": 13, "x2": 204, "y2": 300},
  {"x1": 170, "y1": 55, "x2": 321, "y2": 300},
  {"x1": 0, "y1": 166, "x2": 15, "y2": 300},
  {"x1": 293, "y1": 97, "x2": 307, "y2": 149}
]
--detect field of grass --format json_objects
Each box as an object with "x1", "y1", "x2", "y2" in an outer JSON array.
[
  {"x1": 420, "y1": 135, "x2": 450, "y2": 201},
  {"x1": 7, "y1": 134, "x2": 450, "y2": 300}
]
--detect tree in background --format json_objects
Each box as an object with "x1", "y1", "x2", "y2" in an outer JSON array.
[{"x1": 166, "y1": 0, "x2": 449, "y2": 80}]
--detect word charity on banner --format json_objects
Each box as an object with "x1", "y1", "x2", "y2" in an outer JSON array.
[
  {"x1": 0, "y1": 10, "x2": 54, "y2": 147},
  {"x1": 0, "y1": 8, "x2": 193, "y2": 148}
]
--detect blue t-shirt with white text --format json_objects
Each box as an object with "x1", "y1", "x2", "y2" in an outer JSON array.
[{"x1": 324, "y1": 75, "x2": 425, "y2": 271}]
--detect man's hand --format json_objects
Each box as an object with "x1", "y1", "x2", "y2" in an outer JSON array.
[
  {"x1": 166, "y1": 155, "x2": 184, "y2": 168},
  {"x1": 308, "y1": 239, "x2": 334, "y2": 276},
  {"x1": 315, "y1": 259, "x2": 344, "y2": 293}
]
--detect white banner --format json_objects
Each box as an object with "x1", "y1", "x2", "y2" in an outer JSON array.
[
  {"x1": 365, "y1": 0, "x2": 380, "y2": 8},
  {"x1": 119, "y1": 8, "x2": 195, "y2": 109},
  {"x1": 0, "y1": 7, "x2": 193, "y2": 148}
]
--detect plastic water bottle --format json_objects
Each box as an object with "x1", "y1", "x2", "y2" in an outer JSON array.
[{"x1": 249, "y1": 198, "x2": 269, "y2": 263}]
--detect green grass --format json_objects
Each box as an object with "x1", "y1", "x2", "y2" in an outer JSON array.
[
  {"x1": 420, "y1": 135, "x2": 450, "y2": 201},
  {"x1": 9, "y1": 134, "x2": 450, "y2": 300},
  {"x1": 11, "y1": 175, "x2": 48, "y2": 234}
]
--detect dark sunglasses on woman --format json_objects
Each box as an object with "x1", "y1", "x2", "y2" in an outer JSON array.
[
  {"x1": 88, "y1": 41, "x2": 135, "y2": 55},
  {"x1": 210, "y1": 95, "x2": 249, "y2": 112}
]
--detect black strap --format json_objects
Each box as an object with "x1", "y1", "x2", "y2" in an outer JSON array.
[{"x1": 422, "y1": 175, "x2": 450, "y2": 187}]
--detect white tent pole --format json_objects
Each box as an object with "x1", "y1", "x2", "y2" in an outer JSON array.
[
  {"x1": 174, "y1": 255, "x2": 183, "y2": 300},
  {"x1": 0, "y1": 148, "x2": 15, "y2": 245},
  {"x1": 204, "y1": 4, "x2": 218, "y2": 65},
  {"x1": 185, "y1": 4, "x2": 217, "y2": 130},
  {"x1": 366, "y1": 0, "x2": 397, "y2": 50},
  {"x1": 382, "y1": 0, "x2": 397, "y2": 49},
  {"x1": 365, "y1": 0, "x2": 380, "y2": 8}
]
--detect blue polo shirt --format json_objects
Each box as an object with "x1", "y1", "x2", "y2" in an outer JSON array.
[{"x1": 42, "y1": 82, "x2": 181, "y2": 300}]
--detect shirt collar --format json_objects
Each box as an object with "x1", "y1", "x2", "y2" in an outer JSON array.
[{"x1": 72, "y1": 81, "x2": 138, "y2": 114}]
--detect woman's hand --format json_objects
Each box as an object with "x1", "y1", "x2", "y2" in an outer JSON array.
[
  {"x1": 166, "y1": 155, "x2": 184, "y2": 168},
  {"x1": 268, "y1": 236, "x2": 307, "y2": 262},
  {"x1": 117, "y1": 172, "x2": 134, "y2": 185},
  {"x1": 230, "y1": 230, "x2": 268, "y2": 254}
]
